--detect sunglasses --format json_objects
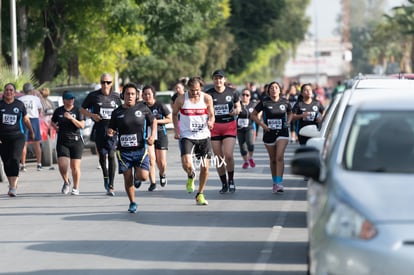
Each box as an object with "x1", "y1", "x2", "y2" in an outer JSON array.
[
  {"x1": 101, "y1": 81, "x2": 112, "y2": 85},
  {"x1": 242, "y1": 94, "x2": 250, "y2": 97}
]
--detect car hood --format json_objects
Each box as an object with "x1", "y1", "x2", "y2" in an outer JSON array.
[{"x1": 333, "y1": 171, "x2": 414, "y2": 222}]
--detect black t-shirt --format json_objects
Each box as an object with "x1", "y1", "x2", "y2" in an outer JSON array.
[
  {"x1": 52, "y1": 106, "x2": 85, "y2": 138},
  {"x1": 237, "y1": 101, "x2": 256, "y2": 130},
  {"x1": 254, "y1": 98, "x2": 291, "y2": 130},
  {"x1": 206, "y1": 86, "x2": 240, "y2": 123},
  {"x1": 145, "y1": 101, "x2": 171, "y2": 134},
  {"x1": 81, "y1": 90, "x2": 122, "y2": 127},
  {"x1": 108, "y1": 103, "x2": 154, "y2": 151},
  {"x1": 292, "y1": 99, "x2": 325, "y2": 130},
  {"x1": 0, "y1": 99, "x2": 27, "y2": 136}
]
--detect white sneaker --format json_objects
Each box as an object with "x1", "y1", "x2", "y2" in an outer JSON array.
[
  {"x1": 71, "y1": 188, "x2": 79, "y2": 195},
  {"x1": 272, "y1": 184, "x2": 284, "y2": 193}
]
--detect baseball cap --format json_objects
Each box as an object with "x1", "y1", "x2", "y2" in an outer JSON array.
[
  {"x1": 62, "y1": 92, "x2": 75, "y2": 99},
  {"x1": 23, "y1": 83, "x2": 34, "y2": 93},
  {"x1": 212, "y1": 70, "x2": 225, "y2": 78}
]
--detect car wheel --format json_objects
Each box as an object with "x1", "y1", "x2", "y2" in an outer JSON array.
[
  {"x1": 41, "y1": 137, "x2": 53, "y2": 166},
  {"x1": 0, "y1": 160, "x2": 5, "y2": 182}
]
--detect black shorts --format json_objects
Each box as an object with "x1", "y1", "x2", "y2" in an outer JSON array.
[
  {"x1": 57, "y1": 136, "x2": 84, "y2": 159},
  {"x1": 154, "y1": 131, "x2": 168, "y2": 150},
  {"x1": 262, "y1": 128, "x2": 289, "y2": 145},
  {"x1": 93, "y1": 124, "x2": 116, "y2": 154},
  {"x1": 180, "y1": 138, "x2": 212, "y2": 159}
]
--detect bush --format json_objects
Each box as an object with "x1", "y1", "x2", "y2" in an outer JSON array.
[{"x1": 0, "y1": 65, "x2": 37, "y2": 91}]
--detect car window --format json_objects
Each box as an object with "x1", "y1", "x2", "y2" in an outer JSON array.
[{"x1": 344, "y1": 111, "x2": 414, "y2": 173}]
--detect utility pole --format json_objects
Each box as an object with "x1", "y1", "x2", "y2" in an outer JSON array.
[
  {"x1": 342, "y1": 0, "x2": 350, "y2": 44},
  {"x1": 341, "y1": 0, "x2": 352, "y2": 75},
  {"x1": 314, "y1": 0, "x2": 319, "y2": 85},
  {"x1": 10, "y1": 0, "x2": 18, "y2": 78}
]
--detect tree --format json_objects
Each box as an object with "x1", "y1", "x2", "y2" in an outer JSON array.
[
  {"x1": 227, "y1": 0, "x2": 310, "y2": 83},
  {"x1": 120, "y1": 0, "x2": 229, "y2": 89}
]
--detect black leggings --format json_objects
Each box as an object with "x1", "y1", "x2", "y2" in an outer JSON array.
[
  {"x1": 98, "y1": 150, "x2": 116, "y2": 187},
  {"x1": 237, "y1": 128, "x2": 255, "y2": 156},
  {"x1": 0, "y1": 134, "x2": 25, "y2": 177}
]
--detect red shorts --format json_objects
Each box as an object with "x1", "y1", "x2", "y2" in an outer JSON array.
[{"x1": 210, "y1": 121, "x2": 237, "y2": 140}]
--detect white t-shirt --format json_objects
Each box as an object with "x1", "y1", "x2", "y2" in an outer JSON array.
[{"x1": 18, "y1": 95, "x2": 43, "y2": 118}]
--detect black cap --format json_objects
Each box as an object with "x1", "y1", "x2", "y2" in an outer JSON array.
[{"x1": 212, "y1": 70, "x2": 225, "y2": 78}]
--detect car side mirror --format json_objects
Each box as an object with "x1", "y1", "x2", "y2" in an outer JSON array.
[
  {"x1": 299, "y1": 124, "x2": 320, "y2": 138},
  {"x1": 291, "y1": 150, "x2": 321, "y2": 181}
]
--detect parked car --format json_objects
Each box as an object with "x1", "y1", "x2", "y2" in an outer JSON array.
[
  {"x1": 299, "y1": 77, "x2": 414, "y2": 153},
  {"x1": 155, "y1": 90, "x2": 174, "y2": 129},
  {"x1": 50, "y1": 84, "x2": 100, "y2": 154},
  {"x1": 292, "y1": 95, "x2": 414, "y2": 275}
]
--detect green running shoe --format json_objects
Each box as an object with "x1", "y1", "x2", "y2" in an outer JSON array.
[{"x1": 196, "y1": 193, "x2": 208, "y2": 205}]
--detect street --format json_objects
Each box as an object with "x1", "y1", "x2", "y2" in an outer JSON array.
[{"x1": 0, "y1": 132, "x2": 307, "y2": 274}]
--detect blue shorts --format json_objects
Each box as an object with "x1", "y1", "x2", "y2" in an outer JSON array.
[
  {"x1": 116, "y1": 148, "x2": 150, "y2": 174},
  {"x1": 25, "y1": 118, "x2": 41, "y2": 141}
]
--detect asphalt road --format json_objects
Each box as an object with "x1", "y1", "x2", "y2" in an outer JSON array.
[{"x1": 0, "y1": 132, "x2": 308, "y2": 274}]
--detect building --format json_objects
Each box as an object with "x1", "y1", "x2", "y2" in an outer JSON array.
[{"x1": 283, "y1": 36, "x2": 352, "y2": 89}]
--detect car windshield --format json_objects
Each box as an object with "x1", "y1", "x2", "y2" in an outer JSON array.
[{"x1": 345, "y1": 110, "x2": 414, "y2": 173}]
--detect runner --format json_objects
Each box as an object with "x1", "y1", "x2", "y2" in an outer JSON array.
[
  {"x1": 107, "y1": 83, "x2": 156, "y2": 213},
  {"x1": 205, "y1": 70, "x2": 241, "y2": 194},
  {"x1": 172, "y1": 77, "x2": 215, "y2": 205},
  {"x1": 80, "y1": 73, "x2": 122, "y2": 196}
]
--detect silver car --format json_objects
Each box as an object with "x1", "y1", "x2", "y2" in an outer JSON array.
[
  {"x1": 292, "y1": 96, "x2": 414, "y2": 275},
  {"x1": 300, "y1": 77, "x2": 414, "y2": 152}
]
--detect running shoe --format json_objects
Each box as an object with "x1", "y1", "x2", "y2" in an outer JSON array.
[
  {"x1": 160, "y1": 175, "x2": 167, "y2": 187},
  {"x1": 71, "y1": 188, "x2": 80, "y2": 195},
  {"x1": 242, "y1": 162, "x2": 249, "y2": 169},
  {"x1": 128, "y1": 202, "x2": 138, "y2": 213},
  {"x1": 106, "y1": 190, "x2": 115, "y2": 196},
  {"x1": 37, "y1": 164, "x2": 43, "y2": 171},
  {"x1": 148, "y1": 183, "x2": 157, "y2": 192},
  {"x1": 196, "y1": 193, "x2": 208, "y2": 205},
  {"x1": 186, "y1": 171, "x2": 195, "y2": 193},
  {"x1": 8, "y1": 188, "x2": 17, "y2": 197},
  {"x1": 248, "y1": 158, "x2": 256, "y2": 168},
  {"x1": 272, "y1": 184, "x2": 284, "y2": 193},
  {"x1": 219, "y1": 183, "x2": 229, "y2": 194},
  {"x1": 61, "y1": 182, "x2": 70, "y2": 195},
  {"x1": 20, "y1": 165, "x2": 26, "y2": 172},
  {"x1": 228, "y1": 180, "x2": 236, "y2": 193}
]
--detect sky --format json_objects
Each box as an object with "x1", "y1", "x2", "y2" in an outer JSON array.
[{"x1": 306, "y1": 0, "x2": 409, "y2": 39}]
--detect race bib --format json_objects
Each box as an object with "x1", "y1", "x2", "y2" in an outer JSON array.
[
  {"x1": 214, "y1": 104, "x2": 230, "y2": 115},
  {"x1": 120, "y1": 134, "x2": 138, "y2": 147},
  {"x1": 267, "y1": 119, "x2": 282, "y2": 130},
  {"x1": 238, "y1": 118, "x2": 249, "y2": 128},
  {"x1": 2, "y1": 114, "x2": 17, "y2": 125},
  {"x1": 100, "y1": 108, "x2": 114, "y2": 119},
  {"x1": 190, "y1": 123, "x2": 205, "y2": 132},
  {"x1": 304, "y1": 112, "x2": 316, "y2": 121}
]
